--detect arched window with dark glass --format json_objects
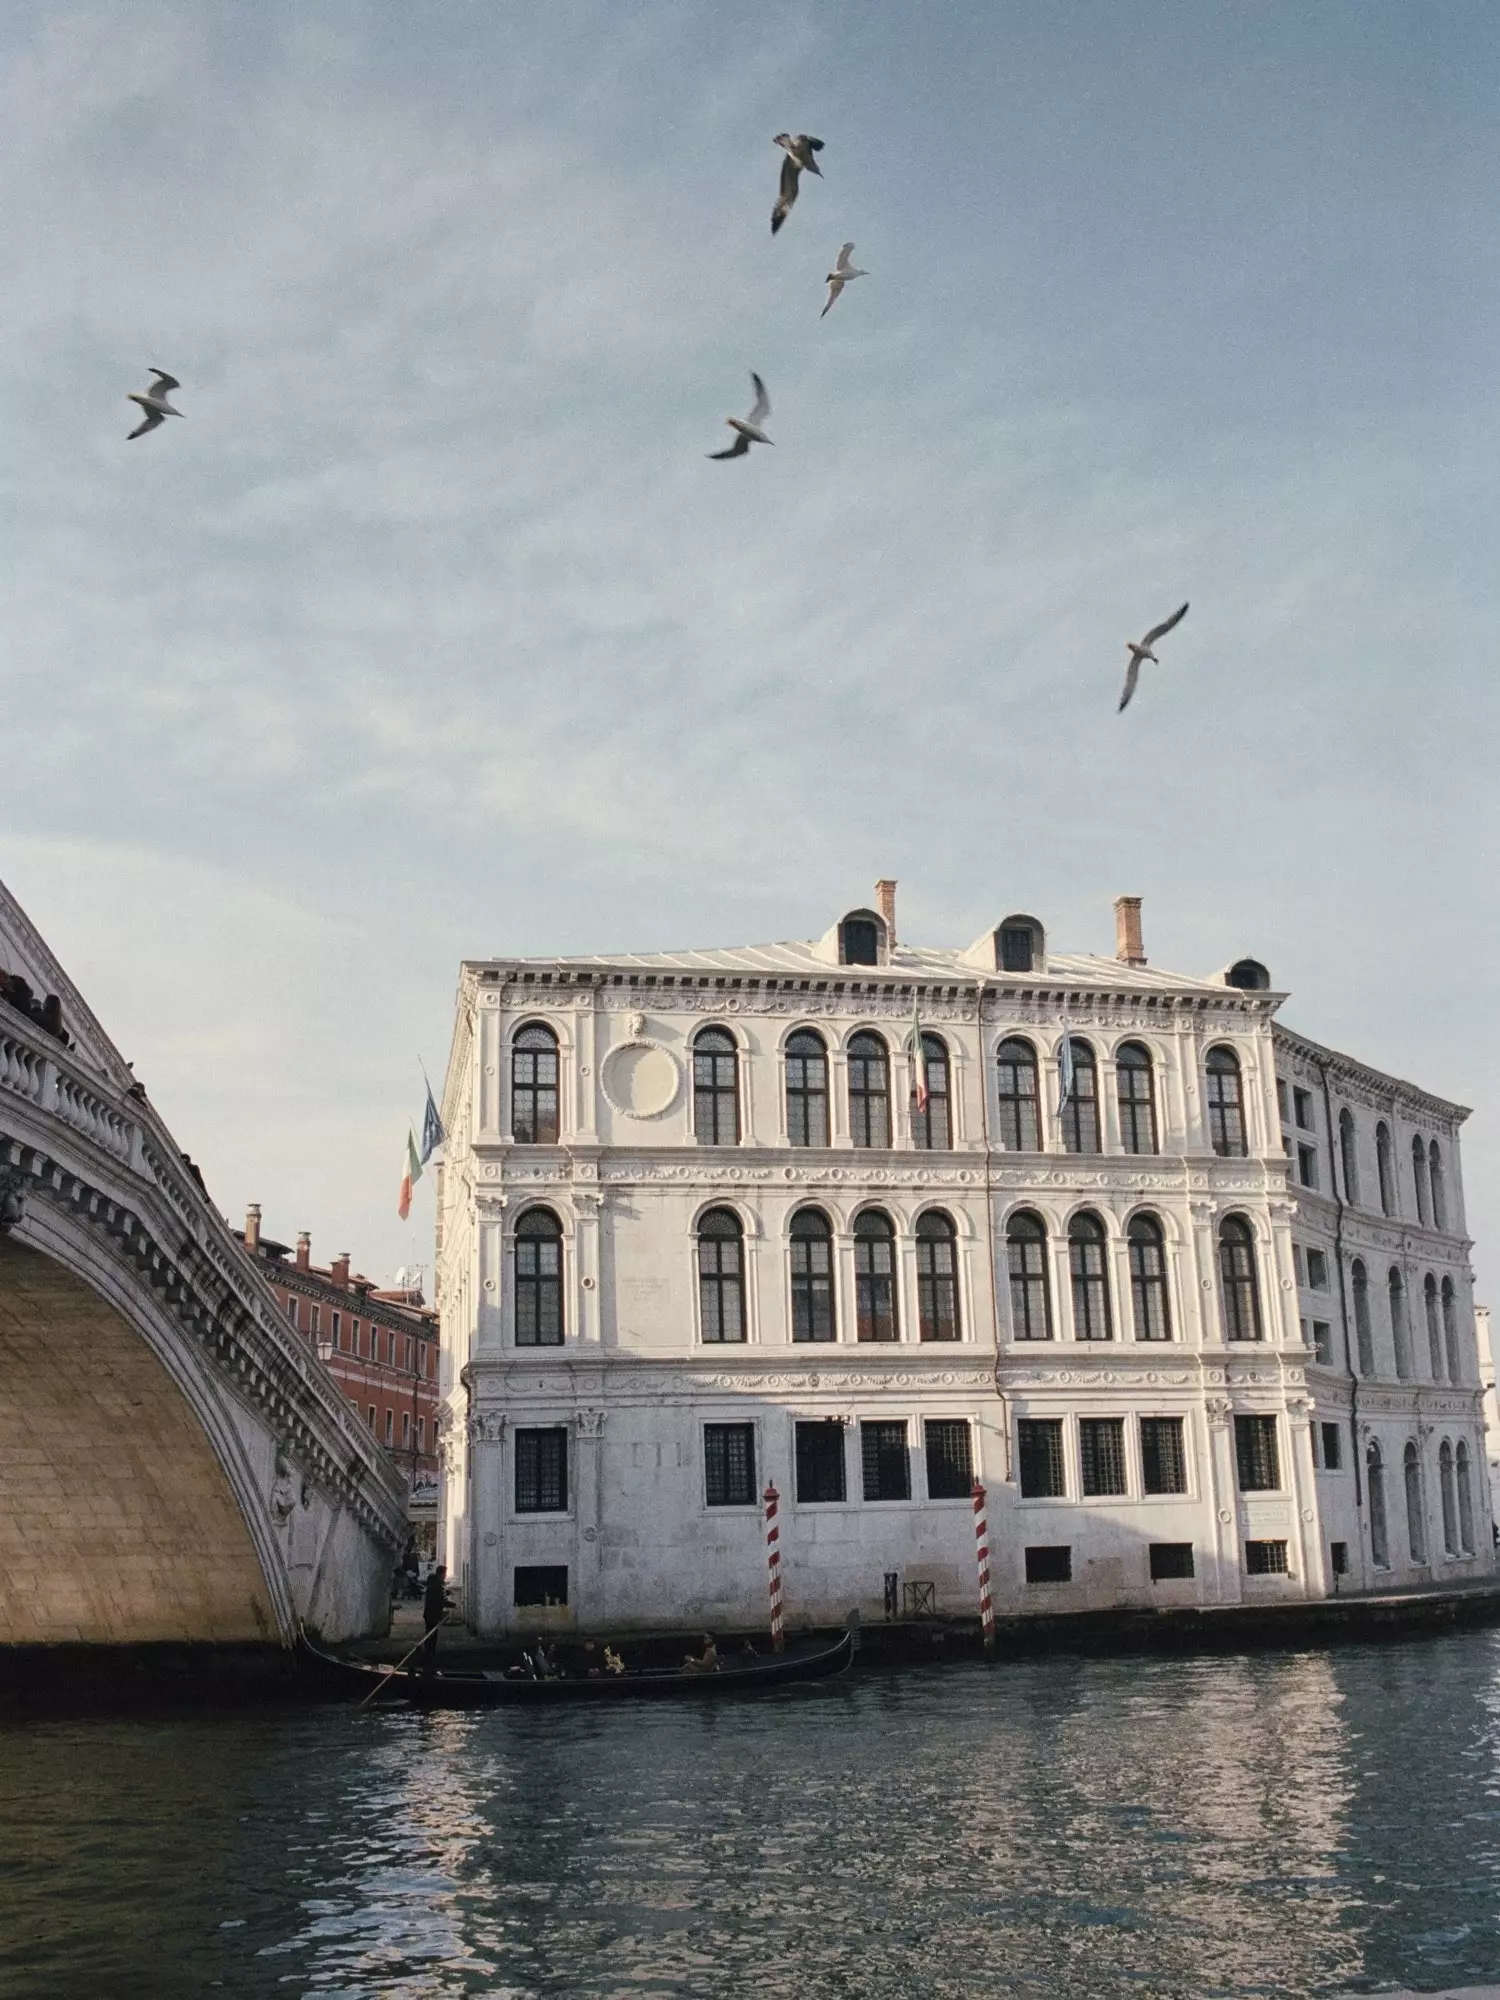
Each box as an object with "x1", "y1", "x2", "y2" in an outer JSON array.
[
  {"x1": 1442, "y1": 1277, "x2": 1461, "y2": 1383},
  {"x1": 839, "y1": 913, "x2": 883, "y2": 966},
  {"x1": 1412, "y1": 1136, "x2": 1429, "y2": 1225},
  {"x1": 847, "y1": 1031, "x2": 891, "y2": 1149},
  {"x1": 1368, "y1": 1441, "x2": 1389, "y2": 1568},
  {"x1": 1439, "y1": 1440, "x2": 1459, "y2": 1558},
  {"x1": 1424, "y1": 1274, "x2": 1443, "y2": 1381},
  {"x1": 512, "y1": 1023, "x2": 560, "y2": 1144},
  {"x1": 1116, "y1": 1042, "x2": 1158, "y2": 1155},
  {"x1": 1389, "y1": 1267, "x2": 1411, "y2": 1381},
  {"x1": 785, "y1": 1029, "x2": 829, "y2": 1148},
  {"x1": 693, "y1": 1027, "x2": 740, "y2": 1146},
  {"x1": 916, "y1": 1211, "x2": 959, "y2": 1342},
  {"x1": 1457, "y1": 1441, "x2": 1476, "y2": 1554},
  {"x1": 1429, "y1": 1141, "x2": 1447, "y2": 1230},
  {"x1": 514, "y1": 1208, "x2": 563, "y2": 1346},
  {"x1": 1405, "y1": 1441, "x2": 1426, "y2": 1564},
  {"x1": 1205, "y1": 1046, "x2": 1247, "y2": 1157},
  {"x1": 1059, "y1": 1039, "x2": 1100, "y2": 1154},
  {"x1": 1352, "y1": 1259, "x2": 1374, "y2": 1376},
  {"x1": 1339, "y1": 1109, "x2": 1359, "y2": 1206},
  {"x1": 996, "y1": 1037, "x2": 1040, "y2": 1151},
  {"x1": 1376, "y1": 1122, "x2": 1394, "y2": 1216},
  {"x1": 789, "y1": 1208, "x2": 835, "y2": 1343},
  {"x1": 853, "y1": 1210, "x2": 898, "y2": 1341},
  {"x1": 1068, "y1": 1211, "x2": 1112, "y2": 1341},
  {"x1": 1007, "y1": 1210, "x2": 1052, "y2": 1341},
  {"x1": 1218, "y1": 1215, "x2": 1262, "y2": 1341},
  {"x1": 1128, "y1": 1213, "x2": 1171, "y2": 1342},
  {"x1": 697, "y1": 1208, "x2": 745, "y2": 1344},
  {"x1": 910, "y1": 1033, "x2": 951, "y2": 1150}
]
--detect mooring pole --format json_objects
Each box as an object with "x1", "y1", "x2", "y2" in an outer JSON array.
[
  {"x1": 764, "y1": 1482, "x2": 785, "y2": 1653},
  {"x1": 972, "y1": 1479, "x2": 996, "y2": 1654}
]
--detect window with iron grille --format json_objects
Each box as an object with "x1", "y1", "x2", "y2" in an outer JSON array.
[
  {"x1": 1218, "y1": 1216, "x2": 1262, "y2": 1341},
  {"x1": 848, "y1": 1032, "x2": 891, "y2": 1148},
  {"x1": 1128, "y1": 1214, "x2": 1171, "y2": 1341},
  {"x1": 862, "y1": 1421, "x2": 910, "y2": 1501},
  {"x1": 1115, "y1": 1042, "x2": 1158, "y2": 1154},
  {"x1": 1018, "y1": 1419, "x2": 1065, "y2": 1499},
  {"x1": 1079, "y1": 1418, "x2": 1127, "y2": 1496},
  {"x1": 1149, "y1": 1542, "x2": 1194, "y2": 1580},
  {"x1": 1007, "y1": 1212, "x2": 1052, "y2": 1339},
  {"x1": 1205, "y1": 1046, "x2": 1247, "y2": 1157},
  {"x1": 795, "y1": 1420, "x2": 847, "y2": 1503},
  {"x1": 916, "y1": 1211, "x2": 960, "y2": 1342},
  {"x1": 998, "y1": 925, "x2": 1035, "y2": 972},
  {"x1": 785, "y1": 1029, "x2": 829, "y2": 1147},
  {"x1": 515, "y1": 1427, "x2": 568, "y2": 1513},
  {"x1": 1245, "y1": 1539, "x2": 1289, "y2": 1575},
  {"x1": 996, "y1": 1038, "x2": 1040, "y2": 1151},
  {"x1": 1069, "y1": 1212, "x2": 1112, "y2": 1341},
  {"x1": 1059, "y1": 1039, "x2": 1100, "y2": 1154},
  {"x1": 693, "y1": 1028, "x2": 740, "y2": 1145},
  {"x1": 1140, "y1": 1417, "x2": 1187, "y2": 1494},
  {"x1": 512, "y1": 1023, "x2": 560, "y2": 1144},
  {"x1": 790, "y1": 1209, "x2": 835, "y2": 1342},
  {"x1": 924, "y1": 1420, "x2": 973, "y2": 1499},
  {"x1": 910, "y1": 1034, "x2": 952, "y2": 1149},
  {"x1": 854, "y1": 1210, "x2": 899, "y2": 1342},
  {"x1": 1234, "y1": 1415, "x2": 1280, "y2": 1492},
  {"x1": 515, "y1": 1208, "x2": 564, "y2": 1346},
  {"x1": 514, "y1": 1565, "x2": 568, "y2": 1607},
  {"x1": 1025, "y1": 1545, "x2": 1071, "y2": 1583},
  {"x1": 697, "y1": 1208, "x2": 745, "y2": 1343},
  {"x1": 840, "y1": 917, "x2": 880, "y2": 966},
  {"x1": 704, "y1": 1423, "x2": 756, "y2": 1506}
]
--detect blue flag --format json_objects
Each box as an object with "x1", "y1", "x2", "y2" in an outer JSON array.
[
  {"x1": 419, "y1": 1072, "x2": 444, "y2": 1165},
  {"x1": 1057, "y1": 1034, "x2": 1075, "y2": 1116}
]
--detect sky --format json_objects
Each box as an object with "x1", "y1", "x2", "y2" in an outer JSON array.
[{"x1": 2, "y1": 1, "x2": 1497, "y2": 1292}]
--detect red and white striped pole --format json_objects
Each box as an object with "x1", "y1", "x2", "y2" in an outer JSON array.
[
  {"x1": 972, "y1": 1479, "x2": 996, "y2": 1654},
  {"x1": 764, "y1": 1482, "x2": 785, "y2": 1653}
]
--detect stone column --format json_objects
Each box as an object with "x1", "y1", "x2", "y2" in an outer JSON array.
[
  {"x1": 466, "y1": 1411, "x2": 506, "y2": 1636},
  {"x1": 574, "y1": 1408, "x2": 607, "y2": 1625},
  {"x1": 1202, "y1": 1394, "x2": 1241, "y2": 1604},
  {"x1": 1283, "y1": 1392, "x2": 1324, "y2": 1595}
]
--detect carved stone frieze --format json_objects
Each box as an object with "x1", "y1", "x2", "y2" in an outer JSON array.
[{"x1": 467, "y1": 1411, "x2": 505, "y2": 1445}]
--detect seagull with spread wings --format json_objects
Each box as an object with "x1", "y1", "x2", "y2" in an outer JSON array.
[
  {"x1": 820, "y1": 241, "x2": 867, "y2": 317},
  {"x1": 126, "y1": 369, "x2": 185, "y2": 440},
  {"x1": 771, "y1": 133, "x2": 824, "y2": 235},
  {"x1": 1118, "y1": 602, "x2": 1189, "y2": 712},
  {"x1": 707, "y1": 374, "x2": 773, "y2": 460}
]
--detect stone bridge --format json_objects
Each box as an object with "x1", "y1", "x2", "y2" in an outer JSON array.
[{"x1": 0, "y1": 877, "x2": 407, "y2": 1650}]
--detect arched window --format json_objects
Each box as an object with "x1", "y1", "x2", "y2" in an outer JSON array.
[
  {"x1": 1059, "y1": 1039, "x2": 1100, "y2": 1154},
  {"x1": 1368, "y1": 1442, "x2": 1389, "y2": 1568},
  {"x1": 847, "y1": 1031, "x2": 891, "y2": 1149},
  {"x1": 839, "y1": 912, "x2": 884, "y2": 966},
  {"x1": 916, "y1": 1211, "x2": 959, "y2": 1343},
  {"x1": 1457, "y1": 1441, "x2": 1476, "y2": 1554},
  {"x1": 1424, "y1": 1274, "x2": 1443, "y2": 1381},
  {"x1": 1376, "y1": 1122, "x2": 1394, "y2": 1216},
  {"x1": 789, "y1": 1209, "x2": 835, "y2": 1343},
  {"x1": 1127, "y1": 1213, "x2": 1171, "y2": 1342},
  {"x1": 853, "y1": 1210, "x2": 898, "y2": 1342},
  {"x1": 1439, "y1": 1440, "x2": 1459, "y2": 1558},
  {"x1": 1442, "y1": 1278, "x2": 1461, "y2": 1384},
  {"x1": 1116, "y1": 1042, "x2": 1158, "y2": 1155},
  {"x1": 514, "y1": 1208, "x2": 563, "y2": 1346},
  {"x1": 910, "y1": 1033, "x2": 951, "y2": 1150},
  {"x1": 1068, "y1": 1211, "x2": 1112, "y2": 1341},
  {"x1": 1429, "y1": 1141, "x2": 1447, "y2": 1230},
  {"x1": 1339, "y1": 1109, "x2": 1359, "y2": 1206},
  {"x1": 1218, "y1": 1215, "x2": 1262, "y2": 1342},
  {"x1": 512, "y1": 1023, "x2": 560, "y2": 1144},
  {"x1": 785, "y1": 1029, "x2": 829, "y2": 1148},
  {"x1": 1389, "y1": 1268, "x2": 1411, "y2": 1382},
  {"x1": 1412, "y1": 1136, "x2": 1430, "y2": 1225},
  {"x1": 693, "y1": 1028, "x2": 740, "y2": 1145},
  {"x1": 697, "y1": 1208, "x2": 745, "y2": 1344},
  {"x1": 1205, "y1": 1046, "x2": 1247, "y2": 1157},
  {"x1": 1404, "y1": 1442, "x2": 1426, "y2": 1564},
  {"x1": 996, "y1": 1038, "x2": 1040, "y2": 1152},
  {"x1": 1007, "y1": 1211, "x2": 1052, "y2": 1341},
  {"x1": 1351, "y1": 1259, "x2": 1374, "y2": 1376}
]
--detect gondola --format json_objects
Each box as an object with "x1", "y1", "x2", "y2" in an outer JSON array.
[{"x1": 301, "y1": 1627, "x2": 857, "y2": 1706}]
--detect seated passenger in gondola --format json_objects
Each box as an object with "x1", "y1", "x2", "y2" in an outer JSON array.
[
  {"x1": 603, "y1": 1646, "x2": 625, "y2": 1675},
  {"x1": 681, "y1": 1633, "x2": 720, "y2": 1675}
]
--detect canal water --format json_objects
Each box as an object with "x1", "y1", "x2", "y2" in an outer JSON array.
[{"x1": 5, "y1": 1633, "x2": 1500, "y2": 1999}]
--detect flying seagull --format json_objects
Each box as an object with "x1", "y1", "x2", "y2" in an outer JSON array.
[
  {"x1": 126, "y1": 369, "x2": 184, "y2": 440},
  {"x1": 707, "y1": 373, "x2": 772, "y2": 459},
  {"x1": 821, "y1": 241, "x2": 867, "y2": 318},
  {"x1": 1118, "y1": 602, "x2": 1189, "y2": 712},
  {"x1": 771, "y1": 133, "x2": 824, "y2": 235}
]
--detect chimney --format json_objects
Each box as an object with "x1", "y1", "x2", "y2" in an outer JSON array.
[
  {"x1": 295, "y1": 1230, "x2": 311, "y2": 1272},
  {"x1": 1114, "y1": 895, "x2": 1146, "y2": 967},
  {"x1": 244, "y1": 1203, "x2": 261, "y2": 1252},
  {"x1": 330, "y1": 1252, "x2": 351, "y2": 1289},
  {"x1": 874, "y1": 878, "x2": 897, "y2": 946}
]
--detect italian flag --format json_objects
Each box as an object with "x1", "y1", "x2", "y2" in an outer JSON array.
[
  {"x1": 398, "y1": 1127, "x2": 422, "y2": 1220},
  {"x1": 908, "y1": 1001, "x2": 929, "y2": 1114}
]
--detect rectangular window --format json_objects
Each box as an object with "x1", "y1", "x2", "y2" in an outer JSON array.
[
  {"x1": 1320, "y1": 1421, "x2": 1343, "y2": 1470},
  {"x1": 1018, "y1": 1419, "x2": 1066, "y2": 1499},
  {"x1": 1025, "y1": 1545, "x2": 1071, "y2": 1583},
  {"x1": 417, "y1": 1417, "x2": 426, "y2": 1451},
  {"x1": 402, "y1": 1412, "x2": 411, "y2": 1447},
  {"x1": 1149, "y1": 1542, "x2": 1195, "y2": 1580},
  {"x1": 1078, "y1": 1418, "x2": 1127, "y2": 1497},
  {"x1": 794, "y1": 1421, "x2": 847, "y2": 1504},
  {"x1": 350, "y1": 1319, "x2": 361, "y2": 1356},
  {"x1": 1140, "y1": 1417, "x2": 1187, "y2": 1495},
  {"x1": 286, "y1": 1295, "x2": 299, "y2": 1327},
  {"x1": 924, "y1": 1420, "x2": 973, "y2": 1499},
  {"x1": 1297, "y1": 1144, "x2": 1318, "y2": 1189},
  {"x1": 406, "y1": 1336, "x2": 415, "y2": 1372},
  {"x1": 366, "y1": 1404, "x2": 376, "y2": 1431},
  {"x1": 1292, "y1": 1244, "x2": 1305, "y2": 1286},
  {"x1": 331, "y1": 1311, "x2": 341, "y2": 1350},
  {"x1": 1245, "y1": 1539, "x2": 1289, "y2": 1575},
  {"x1": 861, "y1": 1421, "x2": 911, "y2": 1502},
  {"x1": 310, "y1": 1304, "x2": 321, "y2": 1336},
  {"x1": 999, "y1": 925, "x2": 1035, "y2": 972},
  {"x1": 1312, "y1": 1320, "x2": 1332, "y2": 1364},
  {"x1": 1330, "y1": 1540, "x2": 1350, "y2": 1575},
  {"x1": 704, "y1": 1423, "x2": 756, "y2": 1506},
  {"x1": 384, "y1": 1409, "x2": 394, "y2": 1445},
  {"x1": 1306, "y1": 1249, "x2": 1329, "y2": 1290},
  {"x1": 514, "y1": 1565, "x2": 568, "y2": 1608},
  {"x1": 515, "y1": 1427, "x2": 569, "y2": 1513},
  {"x1": 1293, "y1": 1087, "x2": 1314, "y2": 1130},
  {"x1": 1235, "y1": 1415, "x2": 1281, "y2": 1492}
]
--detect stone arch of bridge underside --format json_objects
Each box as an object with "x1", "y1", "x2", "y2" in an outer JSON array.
[{"x1": 0, "y1": 1237, "x2": 279, "y2": 1646}]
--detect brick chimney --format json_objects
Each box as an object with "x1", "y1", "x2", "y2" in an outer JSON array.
[
  {"x1": 1114, "y1": 895, "x2": 1146, "y2": 967},
  {"x1": 874, "y1": 878, "x2": 897, "y2": 946},
  {"x1": 295, "y1": 1230, "x2": 311, "y2": 1272},
  {"x1": 244, "y1": 1203, "x2": 261, "y2": 1251},
  {"x1": 330, "y1": 1252, "x2": 351, "y2": 1289}
]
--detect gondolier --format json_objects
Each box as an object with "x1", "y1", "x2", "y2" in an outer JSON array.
[{"x1": 421, "y1": 1565, "x2": 452, "y2": 1675}]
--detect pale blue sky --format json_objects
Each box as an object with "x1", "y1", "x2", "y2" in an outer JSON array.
[{"x1": 2, "y1": 2, "x2": 1496, "y2": 1287}]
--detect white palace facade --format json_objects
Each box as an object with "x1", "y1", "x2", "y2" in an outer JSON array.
[{"x1": 434, "y1": 886, "x2": 1492, "y2": 1638}]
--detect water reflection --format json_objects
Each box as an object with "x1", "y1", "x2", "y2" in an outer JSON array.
[{"x1": 6, "y1": 1637, "x2": 1500, "y2": 1997}]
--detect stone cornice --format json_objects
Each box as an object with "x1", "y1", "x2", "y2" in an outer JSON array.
[{"x1": 1273, "y1": 1023, "x2": 1470, "y2": 1125}]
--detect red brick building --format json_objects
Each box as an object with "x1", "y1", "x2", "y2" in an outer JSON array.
[{"x1": 239, "y1": 1206, "x2": 441, "y2": 1555}]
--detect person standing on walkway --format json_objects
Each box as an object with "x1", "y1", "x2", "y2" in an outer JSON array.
[{"x1": 421, "y1": 1565, "x2": 452, "y2": 1675}]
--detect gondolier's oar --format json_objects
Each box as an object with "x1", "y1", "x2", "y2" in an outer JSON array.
[{"x1": 357, "y1": 1617, "x2": 450, "y2": 1709}]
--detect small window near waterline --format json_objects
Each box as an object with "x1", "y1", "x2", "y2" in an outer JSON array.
[
  {"x1": 1245, "y1": 1539, "x2": 1289, "y2": 1575},
  {"x1": 514, "y1": 1565, "x2": 568, "y2": 1608},
  {"x1": 1149, "y1": 1543, "x2": 1194, "y2": 1581},
  {"x1": 1025, "y1": 1545, "x2": 1072, "y2": 1584}
]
